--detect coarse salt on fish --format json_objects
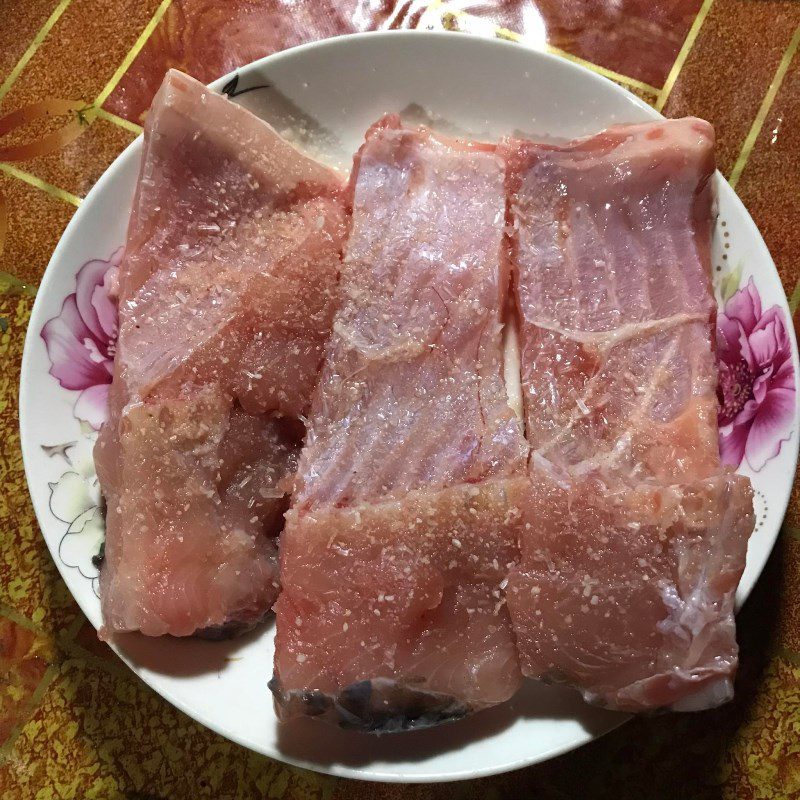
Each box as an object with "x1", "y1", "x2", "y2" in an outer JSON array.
[
  {"x1": 96, "y1": 70, "x2": 346, "y2": 638},
  {"x1": 502, "y1": 119, "x2": 755, "y2": 711},
  {"x1": 272, "y1": 116, "x2": 528, "y2": 730}
]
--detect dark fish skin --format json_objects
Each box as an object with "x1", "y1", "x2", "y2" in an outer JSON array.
[
  {"x1": 194, "y1": 612, "x2": 272, "y2": 641},
  {"x1": 269, "y1": 676, "x2": 470, "y2": 733}
]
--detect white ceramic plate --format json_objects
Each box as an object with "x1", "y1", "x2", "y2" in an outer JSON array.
[{"x1": 19, "y1": 31, "x2": 800, "y2": 783}]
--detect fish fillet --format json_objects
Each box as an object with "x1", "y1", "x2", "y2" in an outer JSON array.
[
  {"x1": 96, "y1": 70, "x2": 346, "y2": 637},
  {"x1": 272, "y1": 116, "x2": 527, "y2": 730},
  {"x1": 503, "y1": 119, "x2": 755, "y2": 711}
]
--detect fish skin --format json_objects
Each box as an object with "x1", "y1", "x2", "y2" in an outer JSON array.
[
  {"x1": 269, "y1": 676, "x2": 470, "y2": 733},
  {"x1": 95, "y1": 70, "x2": 347, "y2": 638}
]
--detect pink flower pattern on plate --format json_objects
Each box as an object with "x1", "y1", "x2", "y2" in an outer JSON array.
[
  {"x1": 717, "y1": 277, "x2": 796, "y2": 471},
  {"x1": 41, "y1": 248, "x2": 122, "y2": 429}
]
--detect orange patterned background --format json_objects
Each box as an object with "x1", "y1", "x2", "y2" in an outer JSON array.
[{"x1": 1, "y1": 1, "x2": 799, "y2": 797}]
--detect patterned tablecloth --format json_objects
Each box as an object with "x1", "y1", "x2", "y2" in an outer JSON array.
[{"x1": 1, "y1": 2, "x2": 799, "y2": 798}]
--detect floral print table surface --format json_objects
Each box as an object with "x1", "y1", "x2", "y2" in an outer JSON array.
[{"x1": 2, "y1": 2, "x2": 800, "y2": 799}]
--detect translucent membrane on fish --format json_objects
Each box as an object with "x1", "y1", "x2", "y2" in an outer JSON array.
[
  {"x1": 273, "y1": 117, "x2": 527, "y2": 730},
  {"x1": 505, "y1": 472, "x2": 753, "y2": 712},
  {"x1": 504, "y1": 119, "x2": 720, "y2": 481},
  {"x1": 294, "y1": 116, "x2": 527, "y2": 508},
  {"x1": 503, "y1": 119, "x2": 755, "y2": 711},
  {"x1": 95, "y1": 70, "x2": 346, "y2": 637}
]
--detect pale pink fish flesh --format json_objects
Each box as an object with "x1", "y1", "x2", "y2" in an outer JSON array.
[
  {"x1": 272, "y1": 117, "x2": 527, "y2": 731},
  {"x1": 503, "y1": 119, "x2": 755, "y2": 711},
  {"x1": 95, "y1": 70, "x2": 346, "y2": 638}
]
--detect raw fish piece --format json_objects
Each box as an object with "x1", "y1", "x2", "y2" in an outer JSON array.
[
  {"x1": 118, "y1": 70, "x2": 342, "y2": 302},
  {"x1": 117, "y1": 197, "x2": 345, "y2": 417},
  {"x1": 295, "y1": 116, "x2": 526, "y2": 509},
  {"x1": 272, "y1": 479, "x2": 524, "y2": 730},
  {"x1": 506, "y1": 471, "x2": 753, "y2": 712},
  {"x1": 504, "y1": 119, "x2": 755, "y2": 711},
  {"x1": 273, "y1": 117, "x2": 527, "y2": 730},
  {"x1": 113, "y1": 69, "x2": 346, "y2": 415},
  {"x1": 503, "y1": 119, "x2": 720, "y2": 482},
  {"x1": 99, "y1": 394, "x2": 299, "y2": 637},
  {"x1": 95, "y1": 70, "x2": 346, "y2": 637}
]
